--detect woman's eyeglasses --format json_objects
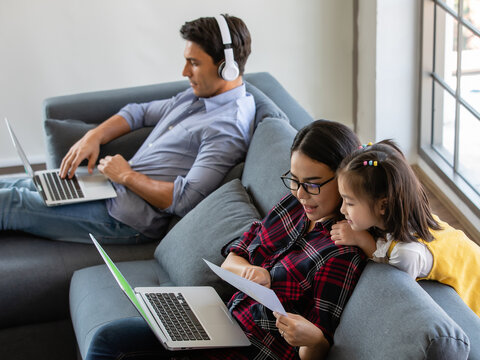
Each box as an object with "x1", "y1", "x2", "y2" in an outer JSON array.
[{"x1": 280, "y1": 171, "x2": 335, "y2": 195}]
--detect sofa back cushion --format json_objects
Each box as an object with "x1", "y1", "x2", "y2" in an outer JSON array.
[
  {"x1": 154, "y1": 179, "x2": 260, "y2": 301},
  {"x1": 241, "y1": 117, "x2": 295, "y2": 218},
  {"x1": 245, "y1": 82, "x2": 288, "y2": 127},
  {"x1": 327, "y1": 262, "x2": 470, "y2": 359},
  {"x1": 244, "y1": 72, "x2": 314, "y2": 130},
  {"x1": 44, "y1": 118, "x2": 152, "y2": 168}
]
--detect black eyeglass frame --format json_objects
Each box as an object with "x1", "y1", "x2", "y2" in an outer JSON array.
[{"x1": 280, "y1": 171, "x2": 336, "y2": 195}]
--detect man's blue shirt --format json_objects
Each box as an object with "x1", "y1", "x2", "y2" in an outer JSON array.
[{"x1": 106, "y1": 84, "x2": 255, "y2": 238}]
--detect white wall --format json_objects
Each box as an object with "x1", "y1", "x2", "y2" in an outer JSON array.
[
  {"x1": 356, "y1": 0, "x2": 421, "y2": 162},
  {"x1": 0, "y1": 0, "x2": 354, "y2": 167}
]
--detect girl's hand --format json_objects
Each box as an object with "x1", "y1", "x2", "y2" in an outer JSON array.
[
  {"x1": 241, "y1": 266, "x2": 271, "y2": 288},
  {"x1": 273, "y1": 312, "x2": 329, "y2": 359},
  {"x1": 331, "y1": 220, "x2": 361, "y2": 246},
  {"x1": 331, "y1": 220, "x2": 376, "y2": 258}
]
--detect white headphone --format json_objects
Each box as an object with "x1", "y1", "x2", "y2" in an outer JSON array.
[{"x1": 215, "y1": 15, "x2": 240, "y2": 81}]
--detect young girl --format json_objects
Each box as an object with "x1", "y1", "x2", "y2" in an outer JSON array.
[{"x1": 331, "y1": 139, "x2": 480, "y2": 316}]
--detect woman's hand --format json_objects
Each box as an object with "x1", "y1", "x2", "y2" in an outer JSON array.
[
  {"x1": 240, "y1": 265, "x2": 271, "y2": 288},
  {"x1": 221, "y1": 253, "x2": 271, "y2": 288},
  {"x1": 273, "y1": 312, "x2": 329, "y2": 360}
]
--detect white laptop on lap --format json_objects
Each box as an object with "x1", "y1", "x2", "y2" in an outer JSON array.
[
  {"x1": 5, "y1": 118, "x2": 116, "y2": 206},
  {"x1": 89, "y1": 234, "x2": 250, "y2": 351}
]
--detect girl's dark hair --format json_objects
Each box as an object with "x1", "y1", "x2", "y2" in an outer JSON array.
[
  {"x1": 180, "y1": 14, "x2": 251, "y2": 75},
  {"x1": 337, "y1": 139, "x2": 441, "y2": 243},
  {"x1": 291, "y1": 119, "x2": 360, "y2": 172}
]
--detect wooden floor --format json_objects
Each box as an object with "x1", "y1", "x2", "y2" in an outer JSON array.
[
  {"x1": 414, "y1": 166, "x2": 479, "y2": 245},
  {"x1": 423, "y1": 185, "x2": 472, "y2": 237}
]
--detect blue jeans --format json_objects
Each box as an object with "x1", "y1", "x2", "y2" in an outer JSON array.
[
  {"x1": 86, "y1": 317, "x2": 171, "y2": 360},
  {"x1": 86, "y1": 317, "x2": 252, "y2": 360},
  {"x1": 0, "y1": 177, "x2": 148, "y2": 244}
]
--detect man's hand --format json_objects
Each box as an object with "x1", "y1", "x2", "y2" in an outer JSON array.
[
  {"x1": 59, "y1": 115, "x2": 131, "y2": 179},
  {"x1": 97, "y1": 155, "x2": 135, "y2": 184},
  {"x1": 60, "y1": 130, "x2": 102, "y2": 178},
  {"x1": 240, "y1": 265, "x2": 271, "y2": 288}
]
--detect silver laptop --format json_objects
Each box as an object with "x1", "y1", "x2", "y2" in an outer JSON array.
[
  {"x1": 89, "y1": 234, "x2": 250, "y2": 351},
  {"x1": 5, "y1": 118, "x2": 116, "y2": 206}
]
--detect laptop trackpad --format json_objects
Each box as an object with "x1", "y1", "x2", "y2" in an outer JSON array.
[{"x1": 202, "y1": 305, "x2": 234, "y2": 325}]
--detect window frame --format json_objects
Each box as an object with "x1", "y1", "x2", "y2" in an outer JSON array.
[{"x1": 420, "y1": 0, "x2": 480, "y2": 217}]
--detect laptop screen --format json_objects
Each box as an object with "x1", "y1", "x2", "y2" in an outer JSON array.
[
  {"x1": 89, "y1": 233, "x2": 153, "y2": 326},
  {"x1": 4, "y1": 118, "x2": 35, "y2": 177}
]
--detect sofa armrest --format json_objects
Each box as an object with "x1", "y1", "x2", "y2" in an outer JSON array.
[
  {"x1": 328, "y1": 262, "x2": 470, "y2": 360},
  {"x1": 42, "y1": 80, "x2": 189, "y2": 124}
]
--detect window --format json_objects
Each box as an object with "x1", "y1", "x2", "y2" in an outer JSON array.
[{"x1": 421, "y1": 0, "x2": 480, "y2": 215}]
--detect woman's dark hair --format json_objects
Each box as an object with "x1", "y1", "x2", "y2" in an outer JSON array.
[
  {"x1": 291, "y1": 119, "x2": 361, "y2": 172},
  {"x1": 337, "y1": 139, "x2": 441, "y2": 243},
  {"x1": 179, "y1": 14, "x2": 251, "y2": 75}
]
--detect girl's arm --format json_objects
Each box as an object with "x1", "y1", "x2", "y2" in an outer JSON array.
[
  {"x1": 331, "y1": 220, "x2": 377, "y2": 258},
  {"x1": 388, "y1": 242, "x2": 432, "y2": 279},
  {"x1": 274, "y1": 312, "x2": 329, "y2": 360},
  {"x1": 221, "y1": 252, "x2": 272, "y2": 288}
]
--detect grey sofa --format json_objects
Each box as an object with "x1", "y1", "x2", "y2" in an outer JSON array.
[{"x1": 1, "y1": 73, "x2": 478, "y2": 360}]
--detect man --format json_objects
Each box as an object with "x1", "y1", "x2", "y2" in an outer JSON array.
[{"x1": 0, "y1": 14, "x2": 255, "y2": 243}]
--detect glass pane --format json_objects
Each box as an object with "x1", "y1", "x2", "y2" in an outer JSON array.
[
  {"x1": 460, "y1": 27, "x2": 480, "y2": 115},
  {"x1": 432, "y1": 82, "x2": 456, "y2": 165},
  {"x1": 435, "y1": 5, "x2": 458, "y2": 91},
  {"x1": 463, "y1": 0, "x2": 480, "y2": 23},
  {"x1": 444, "y1": 0, "x2": 459, "y2": 13},
  {"x1": 458, "y1": 106, "x2": 480, "y2": 194}
]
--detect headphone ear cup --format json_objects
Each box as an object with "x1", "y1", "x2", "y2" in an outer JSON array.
[
  {"x1": 217, "y1": 61, "x2": 226, "y2": 79},
  {"x1": 218, "y1": 60, "x2": 239, "y2": 81}
]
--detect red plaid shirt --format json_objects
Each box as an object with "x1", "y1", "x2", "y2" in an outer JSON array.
[{"x1": 195, "y1": 194, "x2": 366, "y2": 360}]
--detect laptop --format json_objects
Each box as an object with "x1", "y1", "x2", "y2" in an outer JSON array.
[
  {"x1": 89, "y1": 234, "x2": 250, "y2": 351},
  {"x1": 5, "y1": 117, "x2": 117, "y2": 206}
]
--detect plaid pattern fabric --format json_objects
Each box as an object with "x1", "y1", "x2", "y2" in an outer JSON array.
[{"x1": 206, "y1": 194, "x2": 367, "y2": 360}]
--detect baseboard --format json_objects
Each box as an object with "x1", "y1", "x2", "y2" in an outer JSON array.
[
  {"x1": 413, "y1": 164, "x2": 480, "y2": 245},
  {"x1": 0, "y1": 163, "x2": 46, "y2": 176}
]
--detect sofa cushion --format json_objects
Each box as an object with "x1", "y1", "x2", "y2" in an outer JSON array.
[
  {"x1": 43, "y1": 118, "x2": 152, "y2": 168},
  {"x1": 241, "y1": 117, "x2": 295, "y2": 218},
  {"x1": 245, "y1": 82, "x2": 288, "y2": 127},
  {"x1": 154, "y1": 178, "x2": 260, "y2": 301},
  {"x1": 70, "y1": 259, "x2": 170, "y2": 360},
  {"x1": 327, "y1": 263, "x2": 470, "y2": 360}
]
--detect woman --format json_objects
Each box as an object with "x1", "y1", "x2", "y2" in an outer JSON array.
[{"x1": 86, "y1": 120, "x2": 367, "y2": 360}]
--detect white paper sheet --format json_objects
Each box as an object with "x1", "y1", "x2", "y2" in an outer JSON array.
[{"x1": 203, "y1": 259, "x2": 287, "y2": 316}]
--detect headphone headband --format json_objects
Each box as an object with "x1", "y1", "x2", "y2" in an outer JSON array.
[{"x1": 215, "y1": 15, "x2": 239, "y2": 81}]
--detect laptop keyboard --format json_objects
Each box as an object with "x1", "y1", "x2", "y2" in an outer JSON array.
[
  {"x1": 42, "y1": 171, "x2": 85, "y2": 201},
  {"x1": 145, "y1": 292, "x2": 210, "y2": 342}
]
